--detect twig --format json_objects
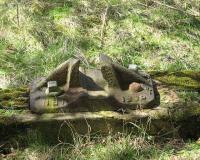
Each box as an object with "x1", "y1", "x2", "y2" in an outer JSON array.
[
  {"x1": 74, "y1": 50, "x2": 90, "y2": 67},
  {"x1": 63, "y1": 38, "x2": 68, "y2": 54},
  {"x1": 100, "y1": 5, "x2": 109, "y2": 48},
  {"x1": 16, "y1": 2, "x2": 20, "y2": 26},
  {"x1": 136, "y1": 1, "x2": 148, "y2": 8},
  {"x1": 153, "y1": 0, "x2": 180, "y2": 11},
  {"x1": 153, "y1": 0, "x2": 200, "y2": 17}
]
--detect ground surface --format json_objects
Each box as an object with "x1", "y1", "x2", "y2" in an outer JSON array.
[
  {"x1": 0, "y1": 0, "x2": 200, "y2": 159},
  {"x1": 0, "y1": 0, "x2": 200, "y2": 85},
  {"x1": 1, "y1": 130, "x2": 200, "y2": 160}
]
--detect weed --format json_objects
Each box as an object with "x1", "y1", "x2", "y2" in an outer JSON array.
[{"x1": 0, "y1": 0, "x2": 200, "y2": 86}]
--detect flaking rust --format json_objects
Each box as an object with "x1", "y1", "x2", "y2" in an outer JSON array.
[{"x1": 29, "y1": 54, "x2": 156, "y2": 114}]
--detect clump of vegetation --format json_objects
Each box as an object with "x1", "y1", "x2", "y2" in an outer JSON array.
[
  {"x1": 0, "y1": 0, "x2": 200, "y2": 86},
  {"x1": 1, "y1": 127, "x2": 200, "y2": 160},
  {"x1": 0, "y1": 87, "x2": 29, "y2": 108},
  {"x1": 0, "y1": 0, "x2": 200, "y2": 159},
  {"x1": 150, "y1": 71, "x2": 200, "y2": 90}
]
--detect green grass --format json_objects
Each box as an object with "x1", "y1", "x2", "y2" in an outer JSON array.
[
  {"x1": 1, "y1": 129, "x2": 200, "y2": 160},
  {"x1": 0, "y1": 0, "x2": 200, "y2": 86},
  {"x1": 0, "y1": 0, "x2": 200, "y2": 159}
]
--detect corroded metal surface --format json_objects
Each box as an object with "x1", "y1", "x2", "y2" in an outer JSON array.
[{"x1": 30, "y1": 54, "x2": 156, "y2": 113}]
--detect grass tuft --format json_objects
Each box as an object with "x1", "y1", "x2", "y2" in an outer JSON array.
[{"x1": 0, "y1": 0, "x2": 200, "y2": 86}]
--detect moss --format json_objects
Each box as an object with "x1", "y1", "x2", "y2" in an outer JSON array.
[
  {"x1": 177, "y1": 71, "x2": 200, "y2": 81},
  {"x1": 1, "y1": 101, "x2": 28, "y2": 108},
  {"x1": 156, "y1": 76, "x2": 199, "y2": 89},
  {"x1": 44, "y1": 97, "x2": 58, "y2": 113},
  {"x1": 0, "y1": 88, "x2": 28, "y2": 98},
  {"x1": 150, "y1": 71, "x2": 200, "y2": 90},
  {"x1": 0, "y1": 109, "x2": 30, "y2": 124},
  {"x1": 1, "y1": 101, "x2": 15, "y2": 107},
  {"x1": 0, "y1": 92, "x2": 25, "y2": 100},
  {"x1": 0, "y1": 87, "x2": 29, "y2": 108},
  {"x1": 177, "y1": 91, "x2": 200, "y2": 102}
]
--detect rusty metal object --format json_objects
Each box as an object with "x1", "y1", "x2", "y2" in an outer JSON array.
[
  {"x1": 129, "y1": 82, "x2": 143, "y2": 92},
  {"x1": 29, "y1": 54, "x2": 156, "y2": 113}
]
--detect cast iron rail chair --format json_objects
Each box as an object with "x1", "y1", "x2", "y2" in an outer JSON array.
[{"x1": 30, "y1": 54, "x2": 156, "y2": 113}]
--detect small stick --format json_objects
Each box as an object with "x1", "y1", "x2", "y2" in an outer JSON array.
[
  {"x1": 100, "y1": 5, "x2": 109, "y2": 48},
  {"x1": 153, "y1": 0, "x2": 200, "y2": 17},
  {"x1": 16, "y1": 2, "x2": 20, "y2": 26}
]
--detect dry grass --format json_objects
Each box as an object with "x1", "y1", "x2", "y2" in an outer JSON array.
[
  {"x1": 0, "y1": 1, "x2": 200, "y2": 159},
  {"x1": 0, "y1": 0, "x2": 200, "y2": 86},
  {"x1": 1, "y1": 128, "x2": 200, "y2": 160}
]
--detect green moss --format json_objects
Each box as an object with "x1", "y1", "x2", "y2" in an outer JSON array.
[
  {"x1": 49, "y1": 6, "x2": 72, "y2": 20},
  {"x1": 1, "y1": 101, "x2": 15, "y2": 107},
  {"x1": 0, "y1": 87, "x2": 28, "y2": 96},
  {"x1": 0, "y1": 91, "x2": 25, "y2": 100},
  {"x1": 171, "y1": 71, "x2": 200, "y2": 81},
  {"x1": 0, "y1": 109, "x2": 30, "y2": 125},
  {"x1": 44, "y1": 97, "x2": 58, "y2": 113},
  {"x1": 0, "y1": 87, "x2": 29, "y2": 108},
  {"x1": 156, "y1": 76, "x2": 199, "y2": 89},
  {"x1": 150, "y1": 71, "x2": 200, "y2": 90},
  {"x1": 177, "y1": 91, "x2": 200, "y2": 102}
]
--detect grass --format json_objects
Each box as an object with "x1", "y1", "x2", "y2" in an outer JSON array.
[
  {"x1": 1, "y1": 128, "x2": 200, "y2": 160},
  {"x1": 0, "y1": 0, "x2": 200, "y2": 86},
  {"x1": 0, "y1": 0, "x2": 200, "y2": 159}
]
